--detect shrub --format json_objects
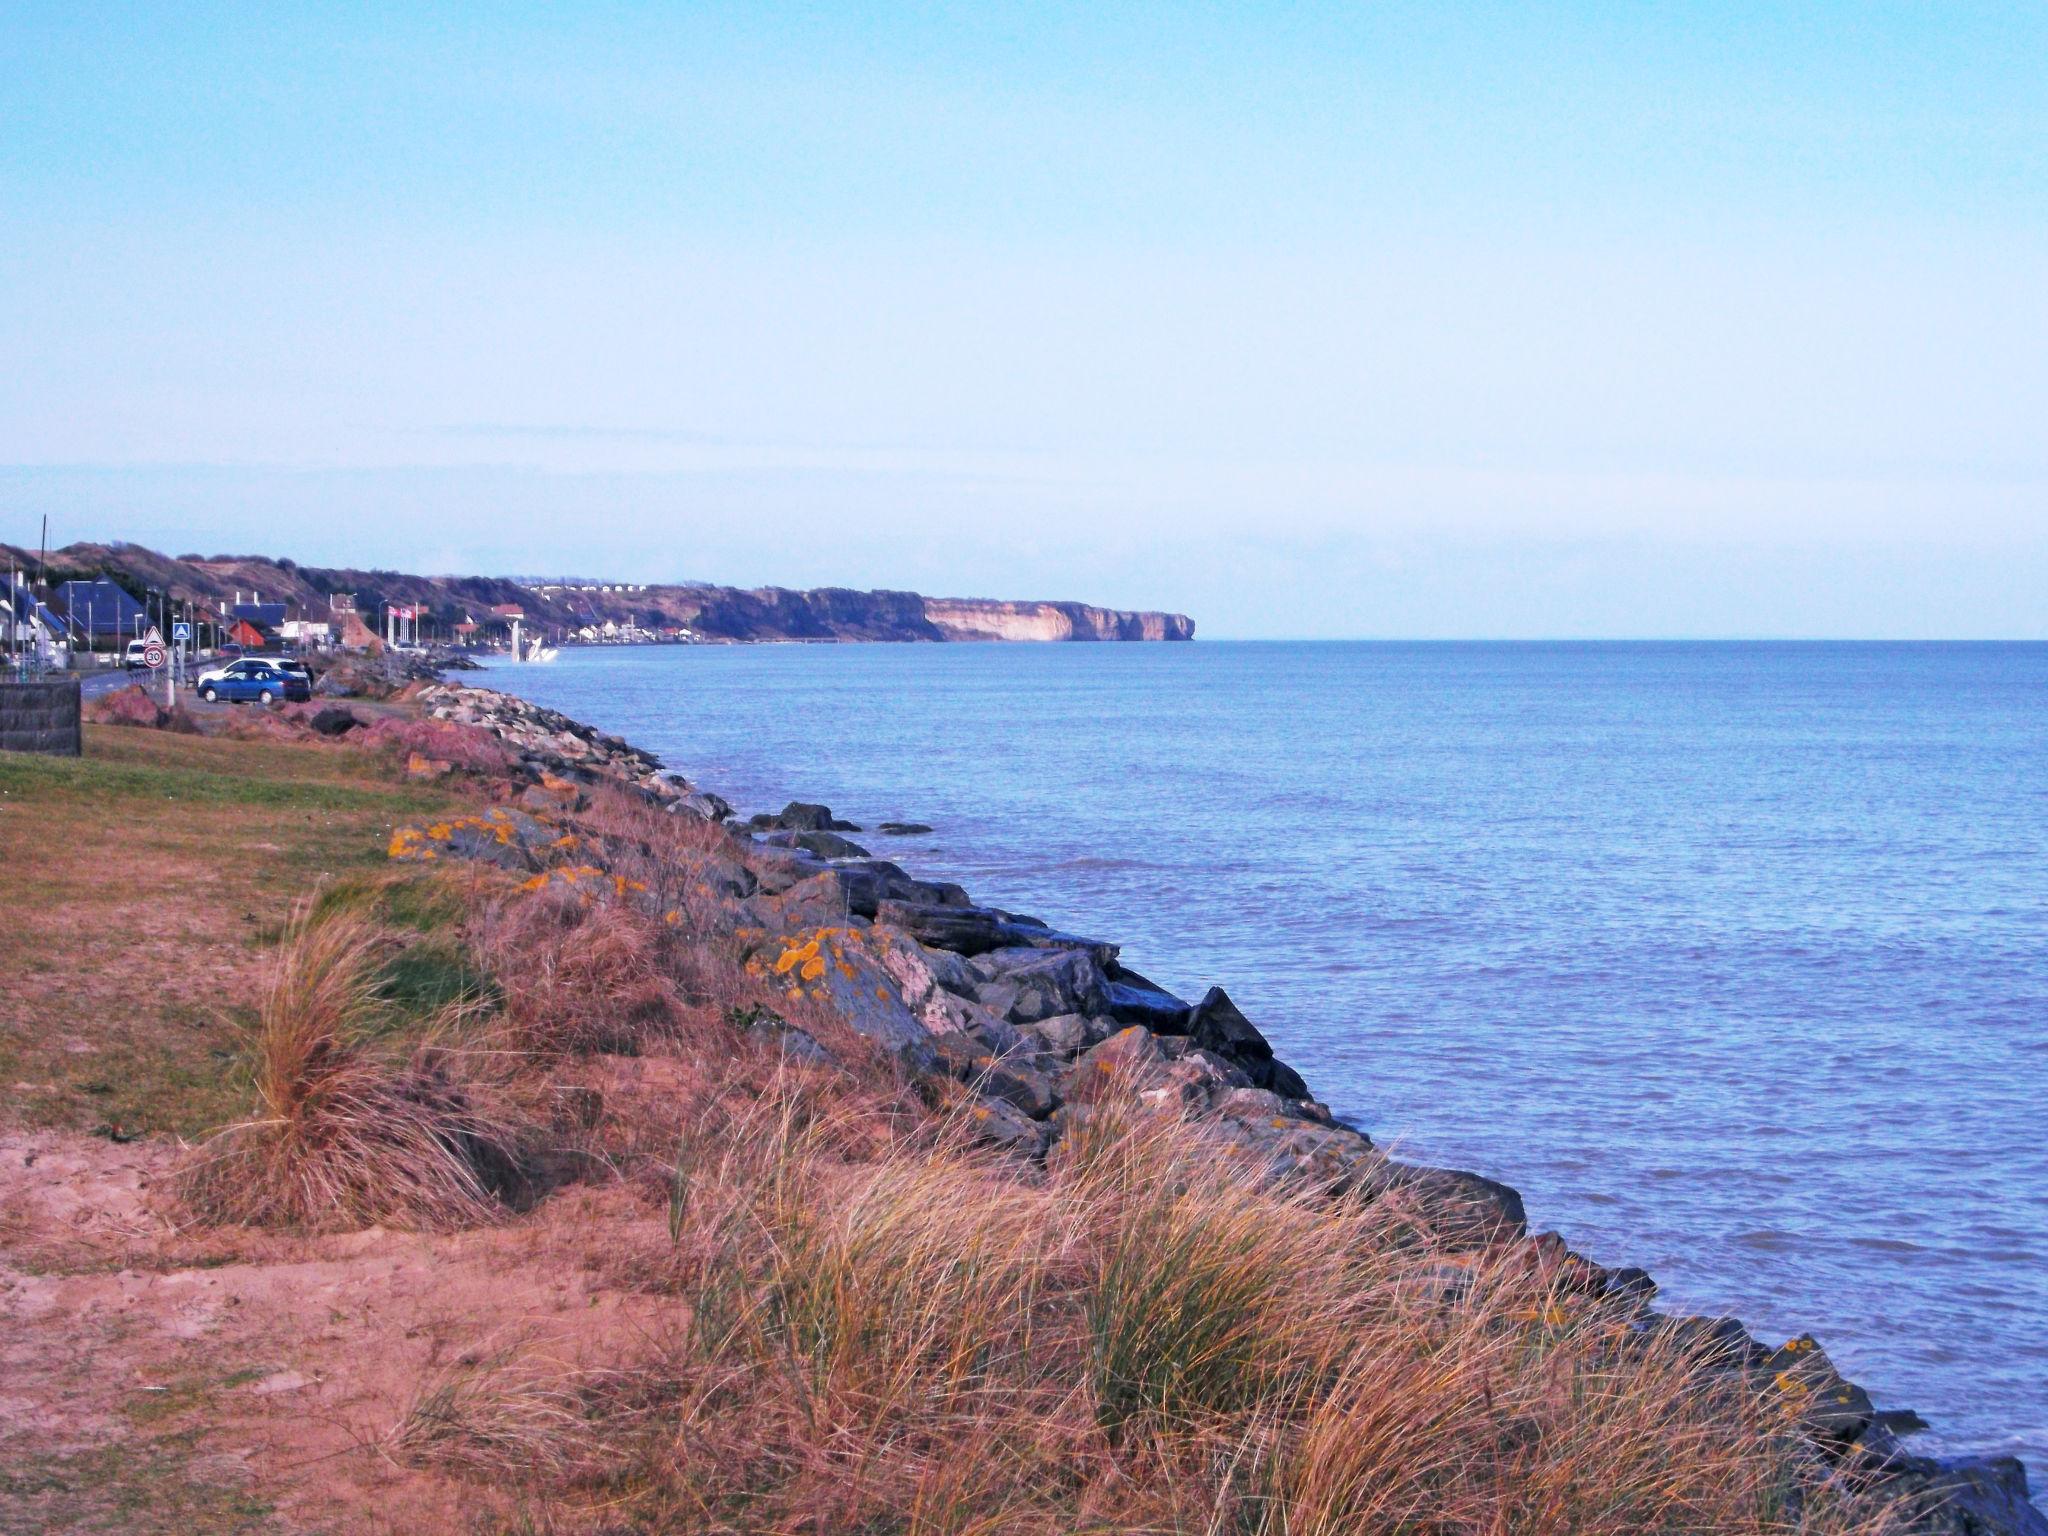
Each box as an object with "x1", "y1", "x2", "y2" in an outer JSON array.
[{"x1": 177, "y1": 910, "x2": 517, "y2": 1231}]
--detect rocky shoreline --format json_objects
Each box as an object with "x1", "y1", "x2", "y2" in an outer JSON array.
[{"x1": 378, "y1": 679, "x2": 2040, "y2": 1535}]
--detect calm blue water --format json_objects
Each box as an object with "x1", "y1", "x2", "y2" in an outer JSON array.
[{"x1": 480, "y1": 641, "x2": 2048, "y2": 1467}]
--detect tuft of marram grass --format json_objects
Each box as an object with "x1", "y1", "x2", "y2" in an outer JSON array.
[
  {"x1": 479, "y1": 884, "x2": 686, "y2": 1058},
  {"x1": 176, "y1": 908, "x2": 516, "y2": 1231}
]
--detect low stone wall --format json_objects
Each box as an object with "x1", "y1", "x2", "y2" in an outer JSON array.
[{"x1": 0, "y1": 677, "x2": 83, "y2": 756}]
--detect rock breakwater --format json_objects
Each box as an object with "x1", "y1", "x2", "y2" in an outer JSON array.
[{"x1": 376, "y1": 681, "x2": 2041, "y2": 1535}]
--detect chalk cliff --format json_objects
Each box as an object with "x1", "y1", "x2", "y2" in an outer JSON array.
[{"x1": 923, "y1": 598, "x2": 1195, "y2": 642}]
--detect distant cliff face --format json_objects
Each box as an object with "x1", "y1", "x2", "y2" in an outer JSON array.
[
  {"x1": 923, "y1": 599, "x2": 1195, "y2": 642},
  {"x1": 7, "y1": 541, "x2": 1194, "y2": 645}
]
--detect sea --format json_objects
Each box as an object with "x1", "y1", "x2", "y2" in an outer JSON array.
[{"x1": 478, "y1": 640, "x2": 2048, "y2": 1469}]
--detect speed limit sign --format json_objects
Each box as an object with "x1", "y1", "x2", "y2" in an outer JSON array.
[{"x1": 142, "y1": 641, "x2": 166, "y2": 669}]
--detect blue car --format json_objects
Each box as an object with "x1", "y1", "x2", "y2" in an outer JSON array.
[{"x1": 197, "y1": 660, "x2": 312, "y2": 705}]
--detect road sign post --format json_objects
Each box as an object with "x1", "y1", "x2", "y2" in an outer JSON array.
[{"x1": 142, "y1": 627, "x2": 169, "y2": 705}]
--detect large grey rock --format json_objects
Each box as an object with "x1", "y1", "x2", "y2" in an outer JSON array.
[
  {"x1": 1184, "y1": 985, "x2": 1307, "y2": 1094},
  {"x1": 752, "y1": 801, "x2": 860, "y2": 832},
  {"x1": 1340, "y1": 1159, "x2": 1528, "y2": 1249},
  {"x1": 668, "y1": 787, "x2": 735, "y2": 822},
  {"x1": 1877, "y1": 1453, "x2": 2048, "y2": 1536},
  {"x1": 746, "y1": 844, "x2": 831, "y2": 895},
  {"x1": 875, "y1": 900, "x2": 1117, "y2": 965},
  {"x1": 1098, "y1": 969, "x2": 1191, "y2": 1031},
  {"x1": 931, "y1": 1034, "x2": 1061, "y2": 1119},
  {"x1": 746, "y1": 871, "x2": 854, "y2": 931},
  {"x1": 1063, "y1": 1025, "x2": 1171, "y2": 1101},
  {"x1": 1761, "y1": 1336, "x2": 1874, "y2": 1441},
  {"x1": 835, "y1": 861, "x2": 970, "y2": 919},
  {"x1": 1649, "y1": 1315, "x2": 1774, "y2": 1372},
  {"x1": 869, "y1": 928, "x2": 979, "y2": 1005},
  {"x1": 746, "y1": 928, "x2": 936, "y2": 1073},
  {"x1": 685, "y1": 853, "x2": 759, "y2": 904},
  {"x1": 960, "y1": 1094, "x2": 1052, "y2": 1158},
  {"x1": 761, "y1": 828, "x2": 870, "y2": 859},
  {"x1": 970, "y1": 948, "x2": 1108, "y2": 1025},
  {"x1": 1025, "y1": 1013, "x2": 1116, "y2": 1058}
]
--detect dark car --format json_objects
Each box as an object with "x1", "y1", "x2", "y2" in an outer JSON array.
[{"x1": 197, "y1": 660, "x2": 311, "y2": 705}]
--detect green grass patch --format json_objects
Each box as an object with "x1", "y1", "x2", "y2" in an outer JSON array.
[
  {"x1": 377, "y1": 938, "x2": 499, "y2": 1020},
  {"x1": 1, "y1": 1437, "x2": 277, "y2": 1534},
  {"x1": 0, "y1": 742, "x2": 446, "y2": 815},
  {"x1": 309, "y1": 868, "x2": 467, "y2": 935}
]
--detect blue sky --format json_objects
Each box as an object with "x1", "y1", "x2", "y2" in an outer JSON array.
[{"x1": 3, "y1": 3, "x2": 2043, "y2": 636}]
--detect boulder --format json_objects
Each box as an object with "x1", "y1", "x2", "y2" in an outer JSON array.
[
  {"x1": 1140, "y1": 1049, "x2": 1253, "y2": 1114},
  {"x1": 761, "y1": 828, "x2": 871, "y2": 860},
  {"x1": 670, "y1": 789, "x2": 734, "y2": 822},
  {"x1": 834, "y1": 861, "x2": 968, "y2": 919},
  {"x1": 306, "y1": 705, "x2": 362, "y2": 737},
  {"x1": 1098, "y1": 969, "x2": 1192, "y2": 1032},
  {"x1": 1602, "y1": 1266, "x2": 1658, "y2": 1311},
  {"x1": 82, "y1": 684, "x2": 178, "y2": 731},
  {"x1": 752, "y1": 801, "x2": 860, "y2": 832},
  {"x1": 874, "y1": 900, "x2": 1117, "y2": 966},
  {"x1": 959, "y1": 1094, "x2": 1052, "y2": 1158},
  {"x1": 1649, "y1": 1315, "x2": 1774, "y2": 1373},
  {"x1": 682, "y1": 853, "x2": 759, "y2": 904},
  {"x1": 1185, "y1": 985, "x2": 1308, "y2": 1093},
  {"x1": 387, "y1": 808, "x2": 553, "y2": 872},
  {"x1": 358, "y1": 716, "x2": 522, "y2": 777},
  {"x1": 735, "y1": 1008, "x2": 835, "y2": 1066},
  {"x1": 745, "y1": 844, "x2": 831, "y2": 895},
  {"x1": 1359, "y1": 1161, "x2": 1529, "y2": 1248},
  {"x1": 1023, "y1": 1013, "x2": 1115, "y2": 1059},
  {"x1": 1063, "y1": 1026, "x2": 1171, "y2": 1101},
  {"x1": 1875, "y1": 1453, "x2": 2048, "y2": 1536},
  {"x1": 878, "y1": 821, "x2": 933, "y2": 835},
  {"x1": 863, "y1": 929, "x2": 1012, "y2": 1039},
  {"x1": 747, "y1": 871, "x2": 856, "y2": 932},
  {"x1": 970, "y1": 948, "x2": 1108, "y2": 1025},
  {"x1": 743, "y1": 927, "x2": 936, "y2": 1072},
  {"x1": 1762, "y1": 1335, "x2": 1874, "y2": 1442},
  {"x1": 931, "y1": 1034, "x2": 1061, "y2": 1119},
  {"x1": 867, "y1": 927, "x2": 979, "y2": 1005}
]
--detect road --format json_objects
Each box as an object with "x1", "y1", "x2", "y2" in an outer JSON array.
[{"x1": 78, "y1": 666, "x2": 151, "y2": 700}]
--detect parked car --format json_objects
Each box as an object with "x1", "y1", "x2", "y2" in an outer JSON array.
[
  {"x1": 196, "y1": 661, "x2": 311, "y2": 705},
  {"x1": 196, "y1": 654, "x2": 310, "y2": 689}
]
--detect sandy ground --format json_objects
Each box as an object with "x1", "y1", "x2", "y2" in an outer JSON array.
[{"x1": 0, "y1": 1117, "x2": 677, "y2": 1534}]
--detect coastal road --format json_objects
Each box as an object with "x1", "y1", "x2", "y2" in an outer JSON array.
[{"x1": 78, "y1": 667, "x2": 146, "y2": 700}]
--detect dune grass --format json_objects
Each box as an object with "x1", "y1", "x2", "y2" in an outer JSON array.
[
  {"x1": 390, "y1": 1030, "x2": 1901, "y2": 1536},
  {"x1": 176, "y1": 909, "x2": 519, "y2": 1231}
]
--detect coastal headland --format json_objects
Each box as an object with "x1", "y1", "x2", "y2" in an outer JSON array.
[
  {"x1": 2, "y1": 650, "x2": 2038, "y2": 1534},
  {"x1": 1, "y1": 540, "x2": 1195, "y2": 645}
]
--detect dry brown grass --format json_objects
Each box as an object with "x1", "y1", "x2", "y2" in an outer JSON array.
[
  {"x1": 480, "y1": 883, "x2": 691, "y2": 1057},
  {"x1": 175, "y1": 908, "x2": 520, "y2": 1231},
  {"x1": 403, "y1": 1063, "x2": 1902, "y2": 1536}
]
